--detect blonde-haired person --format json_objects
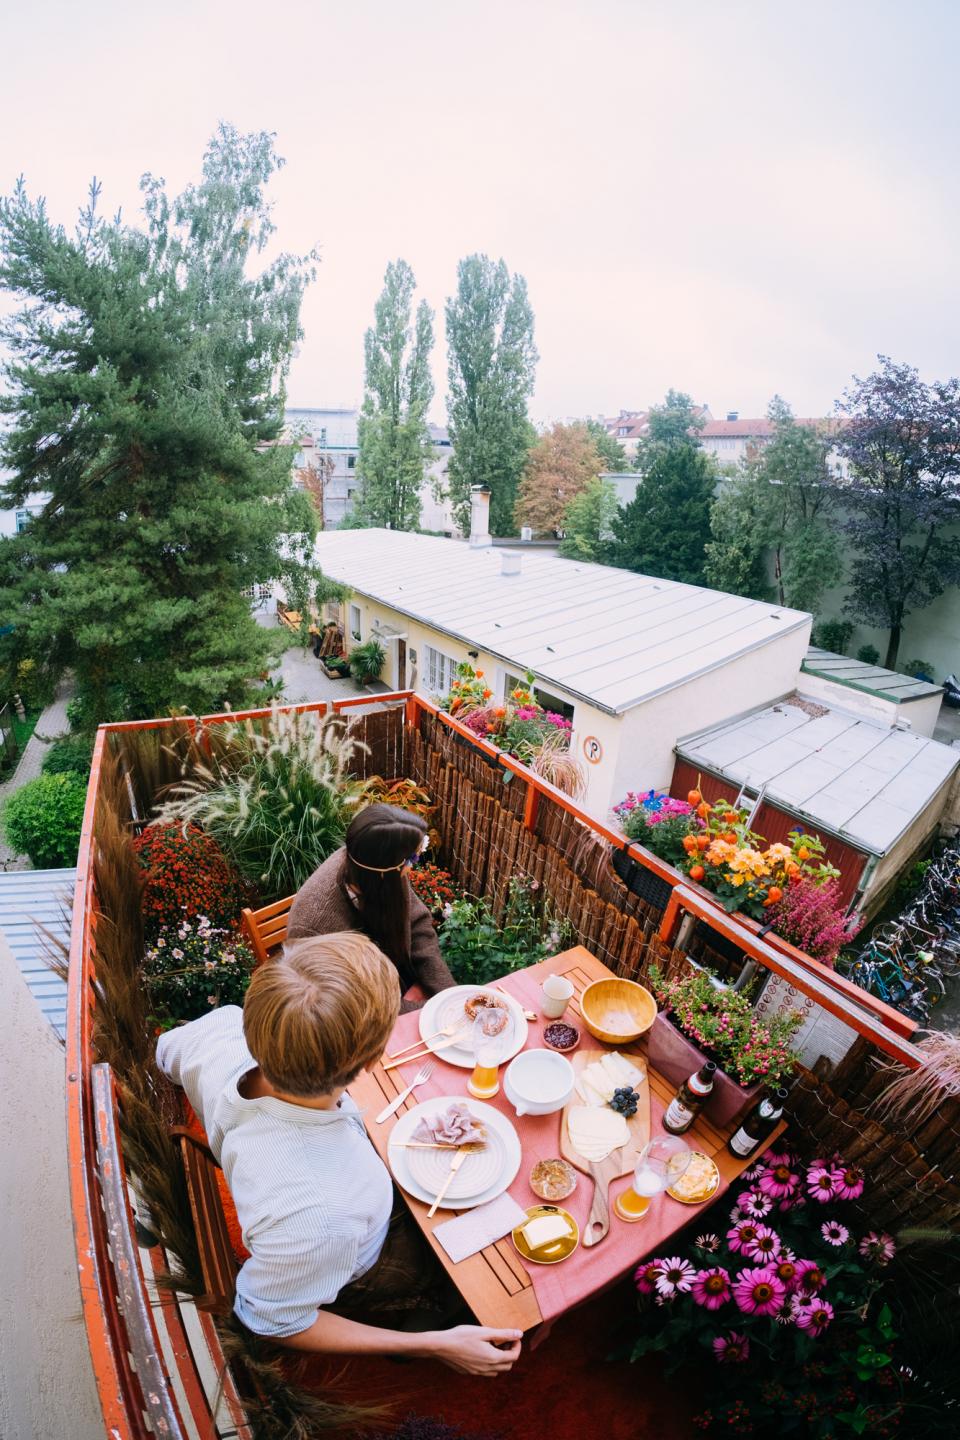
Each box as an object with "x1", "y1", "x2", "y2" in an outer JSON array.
[{"x1": 156, "y1": 933, "x2": 520, "y2": 1376}]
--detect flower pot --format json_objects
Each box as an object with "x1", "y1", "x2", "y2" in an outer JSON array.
[{"x1": 645, "y1": 1011, "x2": 760, "y2": 1128}]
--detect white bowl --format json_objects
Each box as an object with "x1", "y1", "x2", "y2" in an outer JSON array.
[{"x1": 503, "y1": 1049, "x2": 575, "y2": 1118}]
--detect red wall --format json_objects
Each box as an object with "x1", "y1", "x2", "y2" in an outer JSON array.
[{"x1": 671, "y1": 759, "x2": 869, "y2": 907}]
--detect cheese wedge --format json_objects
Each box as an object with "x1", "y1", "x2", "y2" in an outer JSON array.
[
  {"x1": 567, "y1": 1105, "x2": 630, "y2": 1161},
  {"x1": 601, "y1": 1052, "x2": 644, "y2": 1089},
  {"x1": 522, "y1": 1214, "x2": 571, "y2": 1250}
]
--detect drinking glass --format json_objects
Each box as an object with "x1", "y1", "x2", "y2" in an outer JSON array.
[
  {"x1": 467, "y1": 1011, "x2": 511, "y2": 1099},
  {"x1": 615, "y1": 1136, "x2": 691, "y2": 1222}
]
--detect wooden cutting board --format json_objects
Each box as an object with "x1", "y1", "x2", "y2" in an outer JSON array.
[{"x1": 559, "y1": 1048, "x2": 650, "y2": 1247}]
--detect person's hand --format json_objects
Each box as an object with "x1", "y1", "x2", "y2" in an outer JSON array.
[{"x1": 430, "y1": 1325, "x2": 523, "y2": 1376}]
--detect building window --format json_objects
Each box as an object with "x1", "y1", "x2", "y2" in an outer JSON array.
[
  {"x1": 347, "y1": 454, "x2": 356, "y2": 469},
  {"x1": 349, "y1": 603, "x2": 362, "y2": 641},
  {"x1": 504, "y1": 672, "x2": 575, "y2": 721},
  {"x1": 318, "y1": 427, "x2": 327, "y2": 447},
  {"x1": 15, "y1": 509, "x2": 33, "y2": 533},
  {"x1": 424, "y1": 645, "x2": 458, "y2": 695}
]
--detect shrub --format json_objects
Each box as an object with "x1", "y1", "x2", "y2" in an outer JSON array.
[
  {"x1": 143, "y1": 917, "x2": 255, "y2": 1024},
  {"x1": 438, "y1": 875, "x2": 573, "y2": 985},
  {"x1": 1, "y1": 772, "x2": 86, "y2": 867},
  {"x1": 132, "y1": 822, "x2": 249, "y2": 936},
  {"x1": 13, "y1": 658, "x2": 56, "y2": 712},
  {"x1": 349, "y1": 639, "x2": 385, "y2": 685},
  {"x1": 764, "y1": 876, "x2": 860, "y2": 965},
  {"x1": 41, "y1": 733, "x2": 94, "y2": 778},
  {"x1": 811, "y1": 618, "x2": 854, "y2": 654},
  {"x1": 355, "y1": 775, "x2": 439, "y2": 850},
  {"x1": 903, "y1": 657, "x2": 936, "y2": 680},
  {"x1": 154, "y1": 708, "x2": 367, "y2": 901},
  {"x1": 856, "y1": 643, "x2": 881, "y2": 665}
]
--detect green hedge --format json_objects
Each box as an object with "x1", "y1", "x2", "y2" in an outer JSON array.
[
  {"x1": 41, "y1": 733, "x2": 94, "y2": 778},
  {"x1": 1, "y1": 773, "x2": 87, "y2": 867}
]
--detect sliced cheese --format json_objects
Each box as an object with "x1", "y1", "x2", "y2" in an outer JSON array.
[
  {"x1": 567, "y1": 1105, "x2": 630, "y2": 1161},
  {"x1": 579, "y1": 1073, "x2": 610, "y2": 1108},
  {"x1": 602, "y1": 1052, "x2": 644, "y2": 1089},
  {"x1": 581, "y1": 1061, "x2": 616, "y2": 1102},
  {"x1": 522, "y1": 1214, "x2": 572, "y2": 1250}
]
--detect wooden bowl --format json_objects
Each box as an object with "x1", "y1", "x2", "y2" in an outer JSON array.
[{"x1": 579, "y1": 978, "x2": 657, "y2": 1044}]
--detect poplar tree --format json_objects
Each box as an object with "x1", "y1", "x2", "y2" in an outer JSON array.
[
  {"x1": 355, "y1": 259, "x2": 434, "y2": 530},
  {"x1": 445, "y1": 254, "x2": 537, "y2": 535},
  {"x1": 0, "y1": 127, "x2": 317, "y2": 724}
]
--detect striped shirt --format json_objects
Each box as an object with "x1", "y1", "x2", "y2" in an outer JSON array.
[{"x1": 156, "y1": 1006, "x2": 392, "y2": 1338}]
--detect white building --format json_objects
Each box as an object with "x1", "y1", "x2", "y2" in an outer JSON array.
[
  {"x1": 285, "y1": 406, "x2": 360, "y2": 529},
  {"x1": 312, "y1": 511, "x2": 812, "y2": 815}
]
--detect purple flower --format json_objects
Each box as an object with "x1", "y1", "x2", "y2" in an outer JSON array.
[
  {"x1": 741, "y1": 1223, "x2": 781, "y2": 1263},
  {"x1": 695, "y1": 1233, "x2": 721, "y2": 1253},
  {"x1": 634, "y1": 1259, "x2": 663, "y2": 1294},
  {"x1": 726, "y1": 1219, "x2": 761, "y2": 1254},
  {"x1": 655, "y1": 1256, "x2": 696, "y2": 1297},
  {"x1": 793, "y1": 1297, "x2": 834, "y2": 1335},
  {"x1": 793, "y1": 1258, "x2": 827, "y2": 1295},
  {"x1": 738, "y1": 1188, "x2": 774, "y2": 1219},
  {"x1": 712, "y1": 1331, "x2": 750, "y2": 1363},
  {"x1": 806, "y1": 1164, "x2": 841, "y2": 1202},
  {"x1": 821, "y1": 1219, "x2": 849, "y2": 1248},
  {"x1": 692, "y1": 1267, "x2": 732, "y2": 1310},
  {"x1": 832, "y1": 1164, "x2": 865, "y2": 1201},
  {"x1": 759, "y1": 1160, "x2": 801, "y2": 1201},
  {"x1": 859, "y1": 1231, "x2": 896, "y2": 1266},
  {"x1": 733, "y1": 1266, "x2": 786, "y2": 1316}
]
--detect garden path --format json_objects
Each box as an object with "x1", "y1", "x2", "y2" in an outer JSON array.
[{"x1": 0, "y1": 681, "x2": 73, "y2": 870}]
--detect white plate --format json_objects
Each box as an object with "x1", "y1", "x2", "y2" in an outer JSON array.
[
  {"x1": 387, "y1": 1096, "x2": 522, "y2": 1211},
  {"x1": 407, "y1": 1124, "x2": 507, "y2": 1201},
  {"x1": 418, "y1": 985, "x2": 528, "y2": 1069}
]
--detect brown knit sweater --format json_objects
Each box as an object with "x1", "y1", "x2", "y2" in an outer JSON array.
[{"x1": 286, "y1": 848, "x2": 456, "y2": 1012}]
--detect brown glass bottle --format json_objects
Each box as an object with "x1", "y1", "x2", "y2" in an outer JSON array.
[
  {"x1": 727, "y1": 1087, "x2": 788, "y2": 1159},
  {"x1": 662, "y1": 1061, "x2": 717, "y2": 1135}
]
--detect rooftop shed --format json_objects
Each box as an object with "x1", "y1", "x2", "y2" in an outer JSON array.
[
  {"x1": 673, "y1": 695, "x2": 960, "y2": 910},
  {"x1": 801, "y1": 648, "x2": 944, "y2": 737}
]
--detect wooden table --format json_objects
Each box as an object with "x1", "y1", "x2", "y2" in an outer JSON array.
[{"x1": 349, "y1": 947, "x2": 785, "y2": 1333}]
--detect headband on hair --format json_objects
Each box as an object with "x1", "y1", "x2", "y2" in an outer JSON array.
[{"x1": 347, "y1": 833, "x2": 429, "y2": 874}]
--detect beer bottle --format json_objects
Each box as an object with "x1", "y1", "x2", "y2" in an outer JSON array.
[
  {"x1": 727, "y1": 1087, "x2": 789, "y2": 1159},
  {"x1": 662, "y1": 1061, "x2": 716, "y2": 1135}
]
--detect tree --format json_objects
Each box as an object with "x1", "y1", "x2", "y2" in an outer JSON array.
[
  {"x1": 642, "y1": 389, "x2": 706, "y2": 452},
  {"x1": 610, "y1": 444, "x2": 716, "y2": 584},
  {"x1": 704, "y1": 399, "x2": 841, "y2": 610},
  {"x1": 445, "y1": 254, "x2": 537, "y2": 535},
  {"x1": 514, "y1": 422, "x2": 602, "y2": 535},
  {"x1": 296, "y1": 456, "x2": 333, "y2": 527},
  {"x1": 584, "y1": 418, "x2": 630, "y2": 472},
  {"x1": 0, "y1": 126, "x2": 317, "y2": 724},
  {"x1": 559, "y1": 477, "x2": 620, "y2": 562},
  {"x1": 835, "y1": 356, "x2": 960, "y2": 669},
  {"x1": 355, "y1": 259, "x2": 434, "y2": 530}
]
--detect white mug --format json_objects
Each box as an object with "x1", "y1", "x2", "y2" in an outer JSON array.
[{"x1": 541, "y1": 973, "x2": 574, "y2": 1019}]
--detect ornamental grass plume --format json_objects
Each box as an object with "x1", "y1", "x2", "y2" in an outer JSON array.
[{"x1": 870, "y1": 1030, "x2": 960, "y2": 1129}]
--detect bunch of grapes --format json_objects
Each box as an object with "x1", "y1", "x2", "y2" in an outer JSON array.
[{"x1": 609, "y1": 1086, "x2": 639, "y2": 1118}]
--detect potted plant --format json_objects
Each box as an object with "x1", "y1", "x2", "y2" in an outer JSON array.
[
  {"x1": 349, "y1": 638, "x2": 385, "y2": 688},
  {"x1": 323, "y1": 654, "x2": 351, "y2": 679},
  {"x1": 646, "y1": 964, "x2": 801, "y2": 1126}
]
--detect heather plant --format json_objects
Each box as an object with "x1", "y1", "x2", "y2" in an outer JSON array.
[
  {"x1": 630, "y1": 1148, "x2": 909, "y2": 1437},
  {"x1": 764, "y1": 877, "x2": 860, "y2": 966},
  {"x1": 155, "y1": 708, "x2": 368, "y2": 901}
]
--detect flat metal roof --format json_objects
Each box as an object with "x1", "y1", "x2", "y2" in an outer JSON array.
[
  {"x1": 0, "y1": 867, "x2": 74, "y2": 1038},
  {"x1": 314, "y1": 530, "x2": 810, "y2": 714},
  {"x1": 802, "y1": 648, "x2": 943, "y2": 704},
  {"x1": 677, "y1": 696, "x2": 959, "y2": 857}
]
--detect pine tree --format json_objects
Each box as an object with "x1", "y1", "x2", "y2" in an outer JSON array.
[
  {"x1": 610, "y1": 445, "x2": 716, "y2": 584},
  {"x1": 445, "y1": 254, "x2": 537, "y2": 535},
  {"x1": 514, "y1": 422, "x2": 602, "y2": 535},
  {"x1": 355, "y1": 259, "x2": 434, "y2": 530},
  {"x1": 0, "y1": 126, "x2": 317, "y2": 723}
]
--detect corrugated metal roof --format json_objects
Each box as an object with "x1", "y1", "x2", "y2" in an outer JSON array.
[
  {"x1": 0, "y1": 868, "x2": 74, "y2": 1039},
  {"x1": 802, "y1": 648, "x2": 942, "y2": 703},
  {"x1": 314, "y1": 530, "x2": 810, "y2": 714},
  {"x1": 677, "y1": 696, "x2": 959, "y2": 856}
]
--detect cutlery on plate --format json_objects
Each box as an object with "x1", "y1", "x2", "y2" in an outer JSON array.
[
  {"x1": 494, "y1": 983, "x2": 537, "y2": 1021},
  {"x1": 427, "y1": 1146, "x2": 479, "y2": 1218},
  {"x1": 382, "y1": 1031, "x2": 465, "y2": 1072},
  {"x1": 387, "y1": 1023, "x2": 463, "y2": 1060},
  {"x1": 374, "y1": 1061, "x2": 433, "y2": 1124},
  {"x1": 391, "y1": 1139, "x2": 489, "y2": 1150}
]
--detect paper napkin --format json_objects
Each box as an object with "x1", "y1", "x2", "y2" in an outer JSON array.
[{"x1": 433, "y1": 1193, "x2": 528, "y2": 1263}]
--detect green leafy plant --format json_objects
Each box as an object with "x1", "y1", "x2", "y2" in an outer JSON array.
[
  {"x1": 154, "y1": 708, "x2": 368, "y2": 902},
  {"x1": 648, "y1": 962, "x2": 800, "y2": 1087},
  {"x1": 349, "y1": 638, "x2": 385, "y2": 686},
  {"x1": 902, "y1": 658, "x2": 936, "y2": 680},
  {"x1": 143, "y1": 916, "x2": 254, "y2": 1025},
  {"x1": 811, "y1": 618, "x2": 855, "y2": 654},
  {"x1": 41, "y1": 732, "x2": 94, "y2": 777},
  {"x1": 12, "y1": 658, "x2": 55, "y2": 712},
  {"x1": 438, "y1": 875, "x2": 573, "y2": 985},
  {"x1": 355, "y1": 776, "x2": 440, "y2": 850},
  {"x1": 856, "y1": 644, "x2": 881, "y2": 665},
  {"x1": 1, "y1": 772, "x2": 86, "y2": 866}
]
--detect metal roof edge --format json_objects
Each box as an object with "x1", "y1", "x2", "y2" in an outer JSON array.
[
  {"x1": 837, "y1": 756, "x2": 960, "y2": 857},
  {"x1": 674, "y1": 691, "x2": 798, "y2": 752},
  {"x1": 801, "y1": 663, "x2": 942, "y2": 705}
]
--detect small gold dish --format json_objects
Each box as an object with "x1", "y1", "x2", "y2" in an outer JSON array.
[
  {"x1": 667, "y1": 1151, "x2": 721, "y2": 1205},
  {"x1": 511, "y1": 1205, "x2": 580, "y2": 1265}
]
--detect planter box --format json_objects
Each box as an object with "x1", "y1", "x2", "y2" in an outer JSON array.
[{"x1": 645, "y1": 1011, "x2": 760, "y2": 1128}]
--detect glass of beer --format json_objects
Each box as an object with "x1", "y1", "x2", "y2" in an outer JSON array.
[
  {"x1": 468, "y1": 1011, "x2": 510, "y2": 1099},
  {"x1": 615, "y1": 1136, "x2": 691, "y2": 1222}
]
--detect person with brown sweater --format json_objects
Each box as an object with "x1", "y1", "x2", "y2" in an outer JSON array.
[{"x1": 287, "y1": 804, "x2": 456, "y2": 1012}]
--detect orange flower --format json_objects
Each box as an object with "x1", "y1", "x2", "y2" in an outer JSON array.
[
  {"x1": 475, "y1": 669, "x2": 484, "y2": 678},
  {"x1": 482, "y1": 688, "x2": 492, "y2": 699}
]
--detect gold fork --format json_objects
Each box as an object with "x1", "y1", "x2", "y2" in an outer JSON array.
[{"x1": 387, "y1": 1023, "x2": 465, "y2": 1060}]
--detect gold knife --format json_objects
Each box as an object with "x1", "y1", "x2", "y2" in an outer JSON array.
[{"x1": 427, "y1": 1147, "x2": 471, "y2": 1218}]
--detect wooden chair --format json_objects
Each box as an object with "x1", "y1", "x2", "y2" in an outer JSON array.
[
  {"x1": 241, "y1": 896, "x2": 295, "y2": 968},
  {"x1": 170, "y1": 1126, "x2": 239, "y2": 1315}
]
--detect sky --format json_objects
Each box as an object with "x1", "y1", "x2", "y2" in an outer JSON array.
[{"x1": 1, "y1": 0, "x2": 957, "y2": 427}]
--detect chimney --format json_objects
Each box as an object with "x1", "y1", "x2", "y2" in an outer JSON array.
[
  {"x1": 500, "y1": 551, "x2": 522, "y2": 577},
  {"x1": 726, "y1": 410, "x2": 738, "y2": 422},
  {"x1": 520, "y1": 525, "x2": 533, "y2": 543},
  {"x1": 469, "y1": 485, "x2": 492, "y2": 548}
]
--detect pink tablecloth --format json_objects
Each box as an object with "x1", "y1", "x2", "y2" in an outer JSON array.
[{"x1": 380, "y1": 971, "x2": 735, "y2": 1325}]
